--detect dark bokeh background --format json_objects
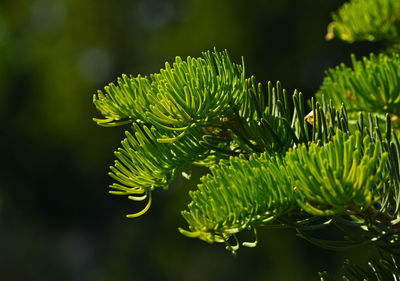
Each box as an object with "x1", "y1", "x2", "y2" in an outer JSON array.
[{"x1": 0, "y1": 0, "x2": 384, "y2": 280}]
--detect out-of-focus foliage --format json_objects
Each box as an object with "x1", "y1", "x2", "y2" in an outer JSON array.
[
  {"x1": 326, "y1": 0, "x2": 400, "y2": 43},
  {"x1": 320, "y1": 254, "x2": 400, "y2": 281}
]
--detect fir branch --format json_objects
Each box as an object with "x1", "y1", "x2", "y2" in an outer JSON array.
[
  {"x1": 179, "y1": 153, "x2": 297, "y2": 254},
  {"x1": 228, "y1": 79, "x2": 309, "y2": 154},
  {"x1": 287, "y1": 130, "x2": 388, "y2": 216},
  {"x1": 92, "y1": 0, "x2": 400, "y2": 277},
  {"x1": 94, "y1": 48, "x2": 318, "y2": 217},
  {"x1": 93, "y1": 49, "x2": 245, "y2": 133},
  {"x1": 320, "y1": 254, "x2": 400, "y2": 280},
  {"x1": 317, "y1": 53, "x2": 400, "y2": 126},
  {"x1": 180, "y1": 114, "x2": 400, "y2": 254},
  {"x1": 109, "y1": 123, "x2": 210, "y2": 217},
  {"x1": 326, "y1": 0, "x2": 400, "y2": 44}
]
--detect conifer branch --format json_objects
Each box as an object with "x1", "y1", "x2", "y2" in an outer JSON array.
[
  {"x1": 326, "y1": 0, "x2": 400, "y2": 44},
  {"x1": 317, "y1": 53, "x2": 400, "y2": 128},
  {"x1": 320, "y1": 254, "x2": 400, "y2": 280},
  {"x1": 93, "y1": 49, "x2": 245, "y2": 132},
  {"x1": 179, "y1": 153, "x2": 297, "y2": 253},
  {"x1": 93, "y1": 0, "x2": 400, "y2": 276},
  {"x1": 94, "y1": 50, "x2": 315, "y2": 217},
  {"x1": 180, "y1": 110, "x2": 400, "y2": 255}
]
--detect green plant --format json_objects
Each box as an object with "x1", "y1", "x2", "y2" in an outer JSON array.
[{"x1": 93, "y1": 0, "x2": 400, "y2": 279}]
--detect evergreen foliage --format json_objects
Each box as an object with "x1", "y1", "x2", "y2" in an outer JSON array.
[
  {"x1": 326, "y1": 0, "x2": 400, "y2": 43},
  {"x1": 317, "y1": 53, "x2": 400, "y2": 126},
  {"x1": 94, "y1": 49, "x2": 312, "y2": 216},
  {"x1": 286, "y1": 130, "x2": 388, "y2": 216},
  {"x1": 93, "y1": 0, "x2": 400, "y2": 279},
  {"x1": 179, "y1": 153, "x2": 296, "y2": 252},
  {"x1": 93, "y1": 50, "x2": 245, "y2": 131},
  {"x1": 108, "y1": 123, "x2": 209, "y2": 217},
  {"x1": 319, "y1": 254, "x2": 400, "y2": 280}
]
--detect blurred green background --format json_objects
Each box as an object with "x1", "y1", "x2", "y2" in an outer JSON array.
[{"x1": 0, "y1": 0, "x2": 384, "y2": 280}]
